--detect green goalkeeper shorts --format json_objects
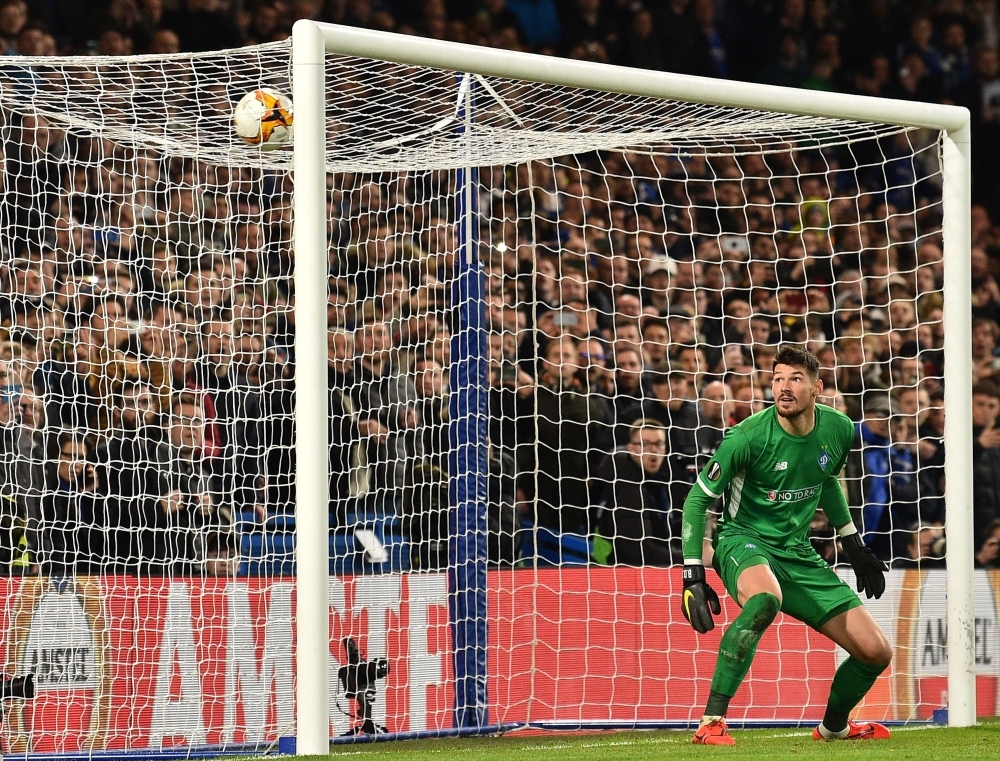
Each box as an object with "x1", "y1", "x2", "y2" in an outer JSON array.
[{"x1": 712, "y1": 531, "x2": 862, "y2": 630}]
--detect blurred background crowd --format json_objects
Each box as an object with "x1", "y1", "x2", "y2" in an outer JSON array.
[
  {"x1": 3, "y1": 0, "x2": 1000, "y2": 215},
  {"x1": 0, "y1": 0, "x2": 997, "y2": 576}
]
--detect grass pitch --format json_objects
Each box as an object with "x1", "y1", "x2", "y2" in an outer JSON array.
[{"x1": 282, "y1": 721, "x2": 1000, "y2": 761}]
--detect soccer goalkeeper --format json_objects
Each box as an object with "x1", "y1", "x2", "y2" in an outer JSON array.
[{"x1": 681, "y1": 346, "x2": 891, "y2": 746}]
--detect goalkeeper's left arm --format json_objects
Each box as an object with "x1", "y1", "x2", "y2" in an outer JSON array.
[
  {"x1": 819, "y1": 475, "x2": 886, "y2": 599},
  {"x1": 818, "y1": 474, "x2": 852, "y2": 537}
]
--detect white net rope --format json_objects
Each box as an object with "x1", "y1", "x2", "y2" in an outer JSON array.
[
  {"x1": 0, "y1": 42, "x2": 912, "y2": 172},
  {"x1": 0, "y1": 40, "x2": 963, "y2": 754}
]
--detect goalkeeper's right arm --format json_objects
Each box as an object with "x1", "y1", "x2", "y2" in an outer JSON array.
[
  {"x1": 679, "y1": 429, "x2": 747, "y2": 633},
  {"x1": 681, "y1": 427, "x2": 746, "y2": 563},
  {"x1": 681, "y1": 485, "x2": 716, "y2": 564},
  {"x1": 680, "y1": 470, "x2": 725, "y2": 633}
]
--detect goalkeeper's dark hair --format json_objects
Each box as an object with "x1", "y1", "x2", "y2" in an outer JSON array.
[{"x1": 774, "y1": 345, "x2": 820, "y2": 379}]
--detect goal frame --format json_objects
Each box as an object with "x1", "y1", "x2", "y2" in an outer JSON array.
[{"x1": 290, "y1": 19, "x2": 974, "y2": 754}]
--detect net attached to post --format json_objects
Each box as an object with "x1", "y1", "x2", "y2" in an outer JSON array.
[{"x1": 0, "y1": 37, "x2": 967, "y2": 756}]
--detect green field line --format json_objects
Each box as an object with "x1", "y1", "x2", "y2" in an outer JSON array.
[{"x1": 242, "y1": 719, "x2": 1000, "y2": 761}]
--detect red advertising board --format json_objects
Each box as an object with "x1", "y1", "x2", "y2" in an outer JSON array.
[
  {"x1": 490, "y1": 567, "x2": 838, "y2": 724},
  {"x1": 0, "y1": 567, "x2": 994, "y2": 752}
]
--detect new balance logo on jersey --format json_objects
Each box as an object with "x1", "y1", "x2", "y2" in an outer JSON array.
[{"x1": 774, "y1": 461, "x2": 788, "y2": 471}]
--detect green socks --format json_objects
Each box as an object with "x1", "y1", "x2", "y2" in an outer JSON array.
[
  {"x1": 703, "y1": 594, "x2": 887, "y2": 728},
  {"x1": 822, "y1": 657, "x2": 889, "y2": 732},
  {"x1": 707, "y1": 592, "x2": 781, "y2": 706}
]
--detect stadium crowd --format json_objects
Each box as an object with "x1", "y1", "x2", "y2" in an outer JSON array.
[
  {"x1": 6, "y1": 0, "x2": 1000, "y2": 210},
  {"x1": 0, "y1": 0, "x2": 996, "y2": 575}
]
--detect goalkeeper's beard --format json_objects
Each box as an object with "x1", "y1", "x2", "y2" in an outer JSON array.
[{"x1": 775, "y1": 392, "x2": 814, "y2": 422}]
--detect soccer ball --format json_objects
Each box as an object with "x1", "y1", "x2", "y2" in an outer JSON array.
[{"x1": 233, "y1": 88, "x2": 293, "y2": 149}]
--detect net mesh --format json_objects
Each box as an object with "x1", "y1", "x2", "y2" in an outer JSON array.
[
  {"x1": 0, "y1": 42, "x2": 912, "y2": 172},
  {"x1": 0, "y1": 40, "x2": 968, "y2": 754}
]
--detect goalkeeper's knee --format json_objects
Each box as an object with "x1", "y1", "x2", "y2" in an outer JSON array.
[
  {"x1": 742, "y1": 592, "x2": 780, "y2": 633},
  {"x1": 856, "y1": 638, "x2": 893, "y2": 669}
]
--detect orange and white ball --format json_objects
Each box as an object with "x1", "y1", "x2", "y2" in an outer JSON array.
[{"x1": 233, "y1": 88, "x2": 293, "y2": 149}]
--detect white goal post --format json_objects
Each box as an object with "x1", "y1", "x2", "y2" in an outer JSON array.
[{"x1": 291, "y1": 19, "x2": 973, "y2": 755}]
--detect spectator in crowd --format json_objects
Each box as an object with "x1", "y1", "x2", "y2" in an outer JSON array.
[
  {"x1": 976, "y1": 518, "x2": 1000, "y2": 568},
  {"x1": 149, "y1": 391, "x2": 227, "y2": 574},
  {"x1": 759, "y1": 32, "x2": 810, "y2": 88},
  {"x1": 0, "y1": 0, "x2": 27, "y2": 55},
  {"x1": 487, "y1": 330, "x2": 532, "y2": 469},
  {"x1": 620, "y1": 365, "x2": 710, "y2": 512},
  {"x1": 897, "y1": 16, "x2": 945, "y2": 86},
  {"x1": 675, "y1": 343, "x2": 709, "y2": 394},
  {"x1": 561, "y1": 0, "x2": 620, "y2": 63},
  {"x1": 610, "y1": 346, "x2": 647, "y2": 421},
  {"x1": 517, "y1": 335, "x2": 610, "y2": 536},
  {"x1": 96, "y1": 380, "x2": 163, "y2": 570},
  {"x1": 855, "y1": 392, "x2": 926, "y2": 562},
  {"x1": 699, "y1": 380, "x2": 731, "y2": 433},
  {"x1": 971, "y1": 316, "x2": 1000, "y2": 383},
  {"x1": 973, "y1": 381, "x2": 1000, "y2": 557},
  {"x1": 730, "y1": 383, "x2": 765, "y2": 424},
  {"x1": 640, "y1": 316, "x2": 670, "y2": 368},
  {"x1": 940, "y1": 21, "x2": 973, "y2": 93},
  {"x1": 624, "y1": 6, "x2": 662, "y2": 71},
  {"x1": 971, "y1": 246, "x2": 1000, "y2": 322},
  {"x1": 0, "y1": 384, "x2": 44, "y2": 570},
  {"x1": 254, "y1": 332, "x2": 297, "y2": 518},
  {"x1": 593, "y1": 418, "x2": 675, "y2": 566},
  {"x1": 895, "y1": 384, "x2": 945, "y2": 516},
  {"x1": 351, "y1": 321, "x2": 418, "y2": 519},
  {"x1": 579, "y1": 335, "x2": 614, "y2": 400},
  {"x1": 919, "y1": 386, "x2": 947, "y2": 498},
  {"x1": 41, "y1": 429, "x2": 104, "y2": 576},
  {"x1": 198, "y1": 314, "x2": 264, "y2": 522},
  {"x1": 163, "y1": 0, "x2": 242, "y2": 53},
  {"x1": 897, "y1": 521, "x2": 947, "y2": 568},
  {"x1": 328, "y1": 327, "x2": 360, "y2": 525},
  {"x1": 653, "y1": 0, "x2": 698, "y2": 73},
  {"x1": 954, "y1": 46, "x2": 1000, "y2": 209},
  {"x1": 411, "y1": 355, "x2": 448, "y2": 468}
]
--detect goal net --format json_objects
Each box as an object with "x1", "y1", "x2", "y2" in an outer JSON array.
[{"x1": 0, "y1": 26, "x2": 979, "y2": 755}]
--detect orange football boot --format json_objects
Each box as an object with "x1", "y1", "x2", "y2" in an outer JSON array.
[
  {"x1": 812, "y1": 720, "x2": 890, "y2": 741},
  {"x1": 693, "y1": 718, "x2": 736, "y2": 746}
]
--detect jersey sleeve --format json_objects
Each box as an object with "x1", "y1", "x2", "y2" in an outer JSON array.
[
  {"x1": 828, "y1": 413, "x2": 856, "y2": 477},
  {"x1": 681, "y1": 426, "x2": 753, "y2": 561},
  {"x1": 820, "y1": 413, "x2": 857, "y2": 530},
  {"x1": 818, "y1": 474, "x2": 852, "y2": 529}
]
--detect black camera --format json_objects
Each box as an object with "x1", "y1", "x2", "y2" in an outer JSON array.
[
  {"x1": 337, "y1": 638, "x2": 389, "y2": 735},
  {"x1": 1, "y1": 674, "x2": 35, "y2": 701}
]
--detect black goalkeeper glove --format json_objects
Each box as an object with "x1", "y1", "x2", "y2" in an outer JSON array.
[
  {"x1": 841, "y1": 532, "x2": 887, "y2": 600},
  {"x1": 681, "y1": 564, "x2": 721, "y2": 634}
]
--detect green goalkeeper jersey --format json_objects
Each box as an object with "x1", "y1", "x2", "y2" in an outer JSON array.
[{"x1": 682, "y1": 403, "x2": 856, "y2": 560}]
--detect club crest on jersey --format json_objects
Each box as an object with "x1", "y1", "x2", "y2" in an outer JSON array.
[
  {"x1": 707, "y1": 462, "x2": 721, "y2": 481},
  {"x1": 818, "y1": 451, "x2": 831, "y2": 471}
]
